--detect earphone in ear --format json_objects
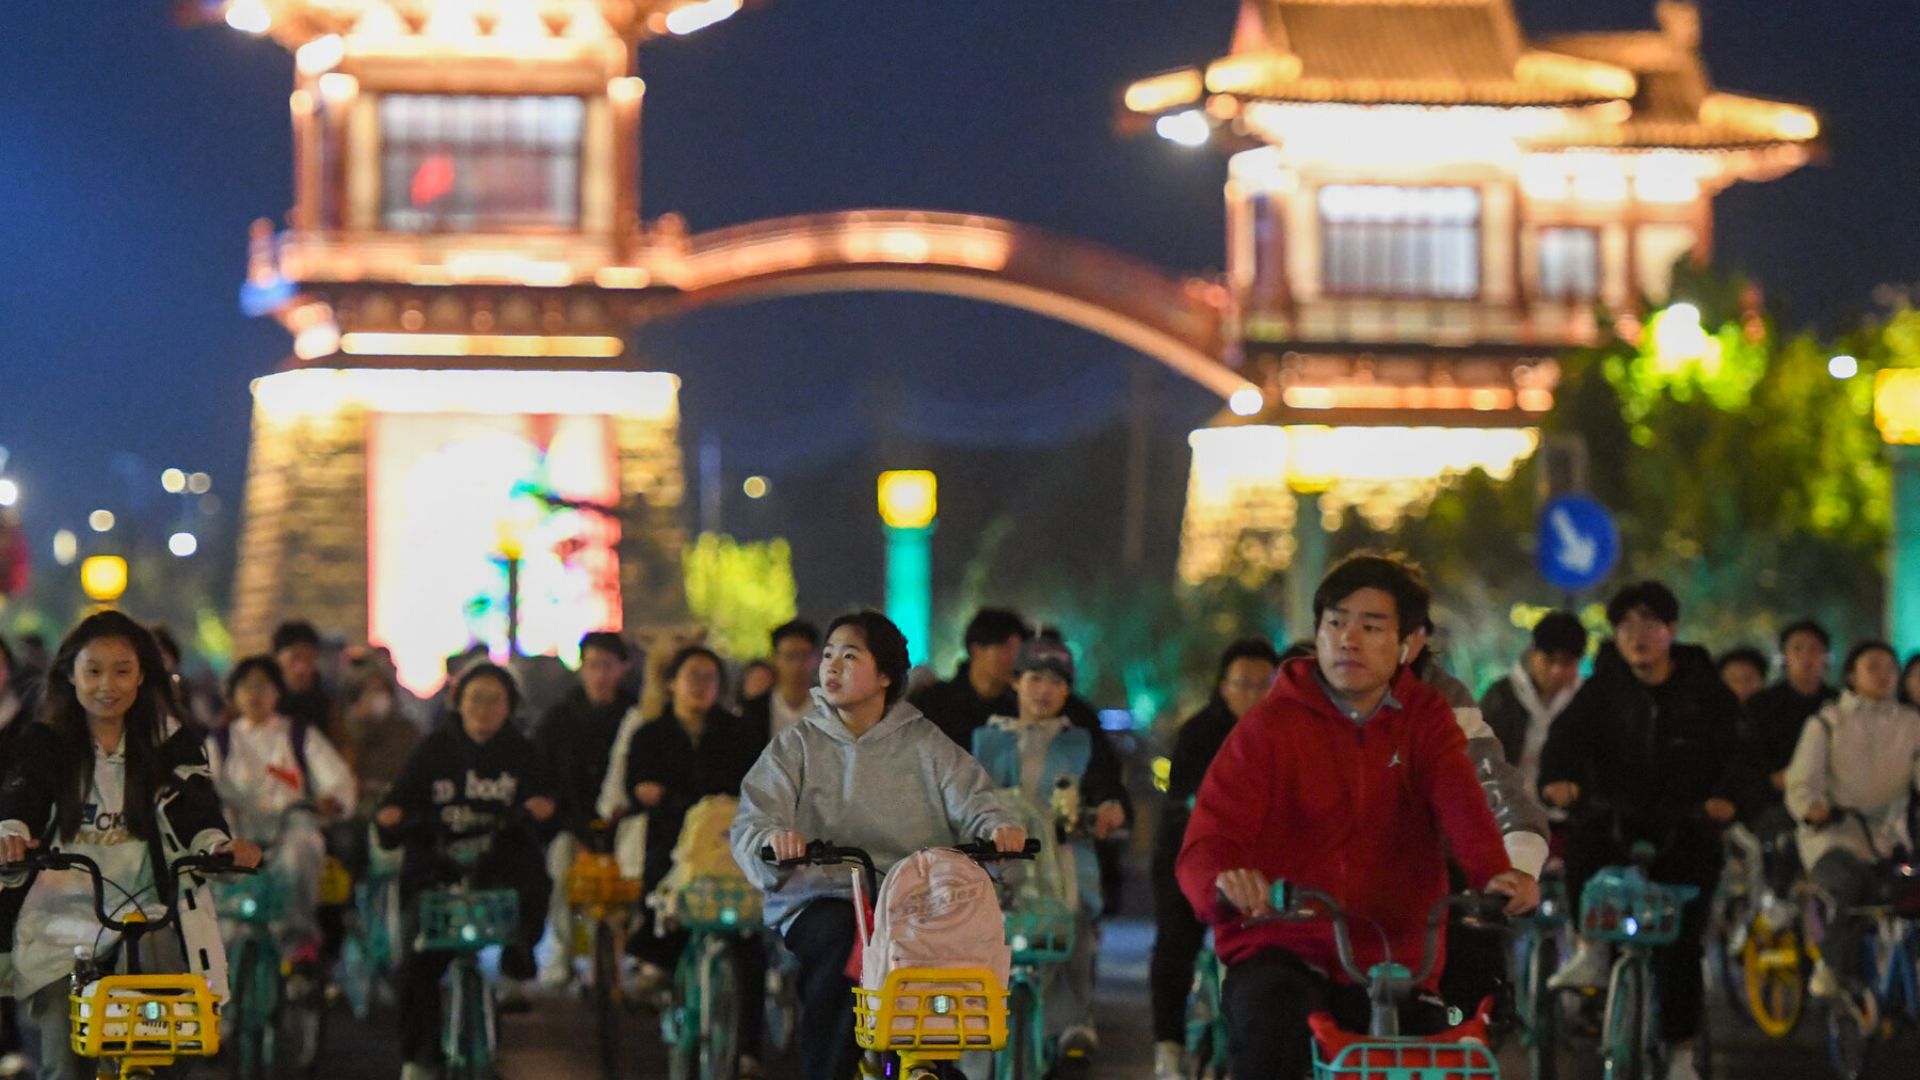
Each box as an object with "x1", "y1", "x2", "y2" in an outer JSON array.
[{"x1": 1398, "y1": 643, "x2": 1410, "y2": 664}]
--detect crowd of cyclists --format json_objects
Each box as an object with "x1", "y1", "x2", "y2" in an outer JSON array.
[{"x1": 0, "y1": 552, "x2": 1917, "y2": 1080}]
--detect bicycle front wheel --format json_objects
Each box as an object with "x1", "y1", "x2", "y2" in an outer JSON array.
[
  {"x1": 1826, "y1": 989, "x2": 1879, "y2": 1080},
  {"x1": 279, "y1": 956, "x2": 328, "y2": 1080},
  {"x1": 592, "y1": 922, "x2": 626, "y2": 1080},
  {"x1": 444, "y1": 962, "x2": 495, "y2": 1080},
  {"x1": 699, "y1": 944, "x2": 741, "y2": 1080},
  {"x1": 1601, "y1": 958, "x2": 1644, "y2": 1080},
  {"x1": 1185, "y1": 953, "x2": 1227, "y2": 1079},
  {"x1": 997, "y1": 977, "x2": 1043, "y2": 1080},
  {"x1": 226, "y1": 937, "x2": 278, "y2": 1080},
  {"x1": 1742, "y1": 919, "x2": 1807, "y2": 1038},
  {"x1": 1524, "y1": 931, "x2": 1560, "y2": 1080}
]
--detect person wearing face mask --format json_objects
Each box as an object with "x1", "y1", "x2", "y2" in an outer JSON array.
[
  {"x1": 374, "y1": 663, "x2": 558, "y2": 1080},
  {"x1": 0, "y1": 612, "x2": 264, "y2": 1080},
  {"x1": 732, "y1": 610, "x2": 1028, "y2": 1080},
  {"x1": 1147, "y1": 638, "x2": 1279, "y2": 1079},
  {"x1": 1784, "y1": 641, "x2": 1920, "y2": 999},
  {"x1": 1539, "y1": 581, "x2": 1743, "y2": 1080}
]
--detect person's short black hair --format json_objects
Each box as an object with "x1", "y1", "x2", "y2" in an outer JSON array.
[
  {"x1": 770, "y1": 619, "x2": 822, "y2": 651},
  {"x1": 1777, "y1": 619, "x2": 1832, "y2": 653},
  {"x1": 1531, "y1": 611, "x2": 1589, "y2": 659},
  {"x1": 664, "y1": 645, "x2": 728, "y2": 694},
  {"x1": 224, "y1": 654, "x2": 290, "y2": 703},
  {"x1": 827, "y1": 610, "x2": 913, "y2": 707},
  {"x1": 1605, "y1": 581, "x2": 1679, "y2": 627},
  {"x1": 271, "y1": 620, "x2": 322, "y2": 654},
  {"x1": 578, "y1": 631, "x2": 629, "y2": 663},
  {"x1": 1716, "y1": 646, "x2": 1768, "y2": 679},
  {"x1": 1312, "y1": 554, "x2": 1430, "y2": 639},
  {"x1": 962, "y1": 608, "x2": 1030, "y2": 650},
  {"x1": 1215, "y1": 638, "x2": 1281, "y2": 684},
  {"x1": 1842, "y1": 640, "x2": 1898, "y2": 681},
  {"x1": 452, "y1": 661, "x2": 521, "y2": 717}
]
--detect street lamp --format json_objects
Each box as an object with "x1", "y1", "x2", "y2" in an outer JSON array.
[
  {"x1": 1875, "y1": 369, "x2": 1920, "y2": 656},
  {"x1": 80, "y1": 555, "x2": 128, "y2": 605},
  {"x1": 877, "y1": 471, "x2": 937, "y2": 665},
  {"x1": 0, "y1": 479, "x2": 17, "y2": 508}
]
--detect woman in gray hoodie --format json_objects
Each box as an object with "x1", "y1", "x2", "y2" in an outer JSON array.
[{"x1": 731, "y1": 610, "x2": 1026, "y2": 1080}]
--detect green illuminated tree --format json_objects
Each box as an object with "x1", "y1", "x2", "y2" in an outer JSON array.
[{"x1": 681, "y1": 533, "x2": 799, "y2": 660}]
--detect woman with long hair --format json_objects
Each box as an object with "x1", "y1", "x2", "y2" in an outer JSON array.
[{"x1": 0, "y1": 611, "x2": 262, "y2": 1080}]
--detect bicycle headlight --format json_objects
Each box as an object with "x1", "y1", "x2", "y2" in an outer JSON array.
[
  {"x1": 929, "y1": 995, "x2": 955, "y2": 1015},
  {"x1": 1623, "y1": 916, "x2": 1640, "y2": 937},
  {"x1": 141, "y1": 1001, "x2": 165, "y2": 1022}
]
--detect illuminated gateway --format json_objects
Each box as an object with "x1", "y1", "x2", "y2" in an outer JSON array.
[{"x1": 212, "y1": 0, "x2": 1816, "y2": 685}]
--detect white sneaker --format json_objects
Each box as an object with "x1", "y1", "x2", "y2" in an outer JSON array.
[
  {"x1": 1809, "y1": 959, "x2": 1838, "y2": 998},
  {"x1": 1058, "y1": 1025, "x2": 1099, "y2": 1058},
  {"x1": 399, "y1": 1063, "x2": 440, "y2": 1080},
  {"x1": 623, "y1": 961, "x2": 669, "y2": 1004},
  {"x1": 1153, "y1": 1040, "x2": 1186, "y2": 1080},
  {"x1": 1664, "y1": 1043, "x2": 1699, "y2": 1080},
  {"x1": 0, "y1": 1052, "x2": 28, "y2": 1079},
  {"x1": 538, "y1": 955, "x2": 574, "y2": 989},
  {"x1": 1547, "y1": 940, "x2": 1609, "y2": 991}
]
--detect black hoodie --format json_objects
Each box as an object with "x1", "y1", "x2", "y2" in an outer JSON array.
[
  {"x1": 1538, "y1": 641, "x2": 1743, "y2": 822},
  {"x1": 377, "y1": 723, "x2": 557, "y2": 891}
]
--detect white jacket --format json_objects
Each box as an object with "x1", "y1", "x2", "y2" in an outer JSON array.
[
  {"x1": 1785, "y1": 692, "x2": 1920, "y2": 870},
  {"x1": 206, "y1": 714, "x2": 358, "y2": 842}
]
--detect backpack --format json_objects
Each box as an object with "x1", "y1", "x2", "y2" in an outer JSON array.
[
  {"x1": 211, "y1": 717, "x2": 313, "y2": 794},
  {"x1": 860, "y1": 847, "x2": 1010, "y2": 992},
  {"x1": 655, "y1": 795, "x2": 748, "y2": 896}
]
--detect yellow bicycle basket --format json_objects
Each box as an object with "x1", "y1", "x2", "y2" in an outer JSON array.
[
  {"x1": 567, "y1": 851, "x2": 643, "y2": 908},
  {"x1": 852, "y1": 967, "x2": 1007, "y2": 1057},
  {"x1": 69, "y1": 974, "x2": 221, "y2": 1067}
]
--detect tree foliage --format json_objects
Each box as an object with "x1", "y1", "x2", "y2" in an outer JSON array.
[
  {"x1": 681, "y1": 532, "x2": 799, "y2": 660},
  {"x1": 1366, "y1": 278, "x2": 1920, "y2": 690}
]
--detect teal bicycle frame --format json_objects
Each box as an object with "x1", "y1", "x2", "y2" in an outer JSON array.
[{"x1": 994, "y1": 897, "x2": 1075, "y2": 1080}]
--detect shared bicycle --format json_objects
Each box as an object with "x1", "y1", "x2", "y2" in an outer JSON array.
[
  {"x1": 762, "y1": 837, "x2": 1039, "y2": 1080},
  {"x1": 1, "y1": 848, "x2": 249, "y2": 1079}
]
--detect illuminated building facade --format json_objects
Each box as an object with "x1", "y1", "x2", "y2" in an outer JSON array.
[
  {"x1": 218, "y1": 0, "x2": 730, "y2": 693},
  {"x1": 1128, "y1": 0, "x2": 1818, "y2": 606}
]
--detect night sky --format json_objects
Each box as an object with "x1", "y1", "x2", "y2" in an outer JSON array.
[{"x1": 2, "y1": 0, "x2": 1915, "y2": 611}]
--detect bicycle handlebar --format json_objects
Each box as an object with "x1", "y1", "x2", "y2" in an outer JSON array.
[
  {"x1": 1, "y1": 850, "x2": 255, "y2": 934},
  {"x1": 756, "y1": 837, "x2": 1042, "y2": 877},
  {"x1": 1237, "y1": 886, "x2": 1509, "y2": 991}
]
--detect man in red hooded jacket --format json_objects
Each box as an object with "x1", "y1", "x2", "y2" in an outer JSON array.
[{"x1": 1177, "y1": 555, "x2": 1538, "y2": 1076}]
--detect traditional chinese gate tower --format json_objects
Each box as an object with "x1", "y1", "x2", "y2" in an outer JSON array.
[
  {"x1": 1127, "y1": 0, "x2": 1818, "y2": 627},
  {"x1": 220, "y1": 0, "x2": 731, "y2": 693}
]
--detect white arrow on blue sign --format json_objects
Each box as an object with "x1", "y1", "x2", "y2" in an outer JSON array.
[{"x1": 1537, "y1": 494, "x2": 1620, "y2": 592}]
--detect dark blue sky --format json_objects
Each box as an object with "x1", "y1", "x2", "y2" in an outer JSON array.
[{"x1": 1, "y1": 0, "x2": 1913, "y2": 575}]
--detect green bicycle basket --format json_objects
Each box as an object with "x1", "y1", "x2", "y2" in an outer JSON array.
[
  {"x1": 415, "y1": 889, "x2": 519, "y2": 952},
  {"x1": 1577, "y1": 867, "x2": 1698, "y2": 946},
  {"x1": 677, "y1": 876, "x2": 761, "y2": 931},
  {"x1": 1003, "y1": 898, "x2": 1075, "y2": 965},
  {"x1": 213, "y1": 873, "x2": 287, "y2": 925}
]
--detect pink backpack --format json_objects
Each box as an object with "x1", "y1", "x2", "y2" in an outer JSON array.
[{"x1": 859, "y1": 847, "x2": 1011, "y2": 991}]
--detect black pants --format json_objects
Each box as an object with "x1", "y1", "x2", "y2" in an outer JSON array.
[
  {"x1": 1439, "y1": 862, "x2": 1508, "y2": 1017},
  {"x1": 1563, "y1": 816, "x2": 1718, "y2": 1044},
  {"x1": 1224, "y1": 948, "x2": 1450, "y2": 1078},
  {"x1": 1811, "y1": 849, "x2": 1878, "y2": 983},
  {"x1": 397, "y1": 849, "x2": 550, "y2": 1065},
  {"x1": 1149, "y1": 850, "x2": 1207, "y2": 1044},
  {"x1": 783, "y1": 899, "x2": 861, "y2": 1080}
]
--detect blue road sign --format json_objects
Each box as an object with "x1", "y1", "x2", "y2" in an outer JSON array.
[{"x1": 1538, "y1": 494, "x2": 1620, "y2": 592}]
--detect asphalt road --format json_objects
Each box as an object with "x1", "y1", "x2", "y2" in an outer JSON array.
[{"x1": 282, "y1": 915, "x2": 1909, "y2": 1080}]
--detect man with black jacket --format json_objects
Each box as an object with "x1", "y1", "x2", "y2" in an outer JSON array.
[
  {"x1": 1734, "y1": 621, "x2": 1837, "y2": 815},
  {"x1": 1540, "y1": 582, "x2": 1742, "y2": 1080},
  {"x1": 530, "y1": 631, "x2": 635, "y2": 985},
  {"x1": 910, "y1": 607, "x2": 1029, "y2": 749},
  {"x1": 1148, "y1": 638, "x2": 1279, "y2": 1080},
  {"x1": 736, "y1": 619, "x2": 820, "y2": 748}
]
